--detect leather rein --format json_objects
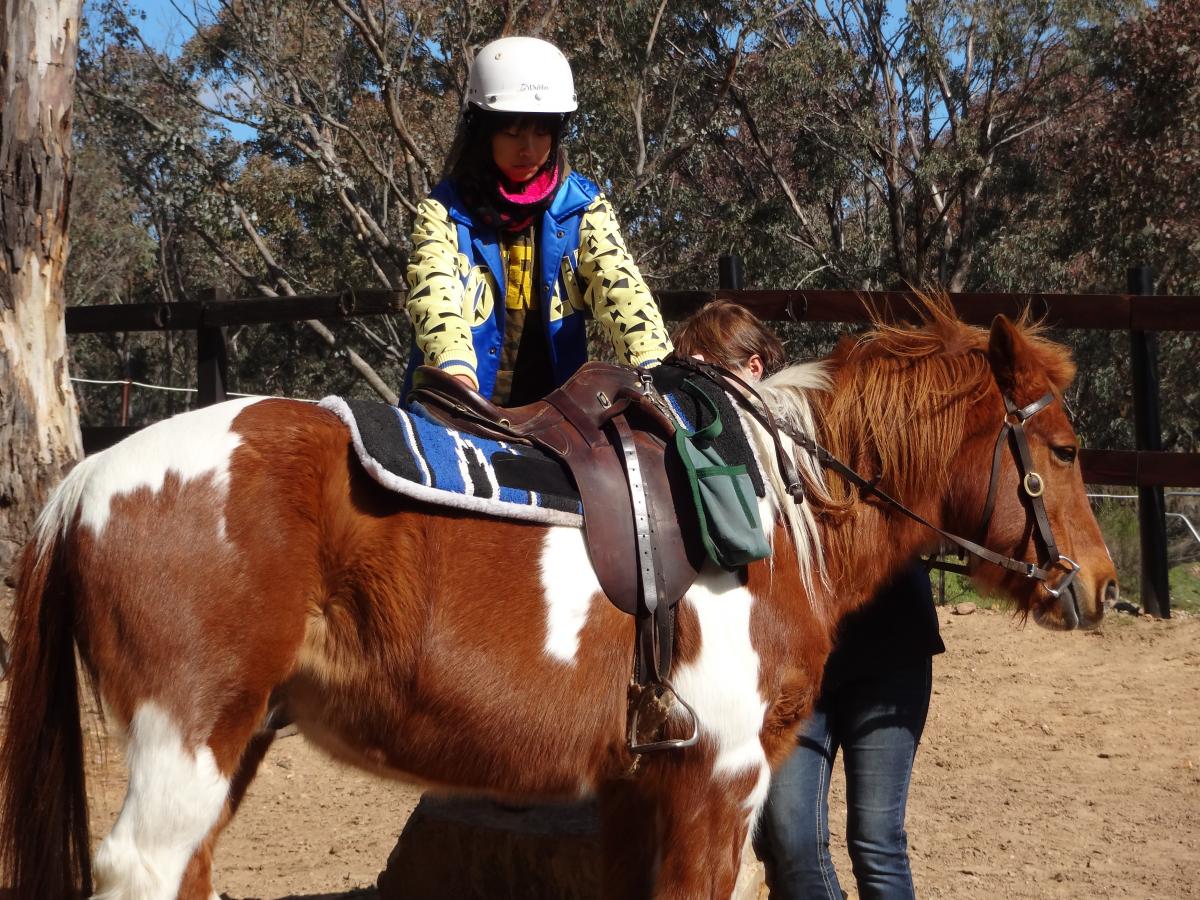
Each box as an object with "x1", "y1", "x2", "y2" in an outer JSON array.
[{"x1": 676, "y1": 358, "x2": 1082, "y2": 605}]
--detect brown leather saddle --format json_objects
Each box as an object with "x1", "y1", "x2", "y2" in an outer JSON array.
[{"x1": 409, "y1": 363, "x2": 707, "y2": 752}]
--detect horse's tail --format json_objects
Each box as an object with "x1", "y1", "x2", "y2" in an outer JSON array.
[{"x1": 0, "y1": 466, "x2": 94, "y2": 898}]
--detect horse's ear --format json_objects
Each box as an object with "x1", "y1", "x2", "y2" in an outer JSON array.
[{"x1": 987, "y1": 315, "x2": 1027, "y2": 395}]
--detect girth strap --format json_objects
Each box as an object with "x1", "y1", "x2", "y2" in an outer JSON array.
[
  {"x1": 614, "y1": 415, "x2": 662, "y2": 626},
  {"x1": 612, "y1": 415, "x2": 670, "y2": 686}
]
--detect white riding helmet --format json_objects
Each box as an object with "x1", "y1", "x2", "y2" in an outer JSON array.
[{"x1": 465, "y1": 36, "x2": 577, "y2": 114}]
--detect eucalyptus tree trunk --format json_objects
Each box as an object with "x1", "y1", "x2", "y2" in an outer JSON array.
[{"x1": 0, "y1": 0, "x2": 84, "y2": 573}]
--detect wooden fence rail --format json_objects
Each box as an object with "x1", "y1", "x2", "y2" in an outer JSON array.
[
  {"x1": 65, "y1": 287, "x2": 1200, "y2": 334},
  {"x1": 65, "y1": 264, "x2": 1199, "y2": 615}
]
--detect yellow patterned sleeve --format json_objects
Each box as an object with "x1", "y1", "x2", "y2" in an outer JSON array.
[
  {"x1": 405, "y1": 197, "x2": 478, "y2": 385},
  {"x1": 576, "y1": 195, "x2": 673, "y2": 368}
]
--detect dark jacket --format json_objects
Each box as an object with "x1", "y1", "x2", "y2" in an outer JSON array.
[{"x1": 822, "y1": 562, "x2": 945, "y2": 693}]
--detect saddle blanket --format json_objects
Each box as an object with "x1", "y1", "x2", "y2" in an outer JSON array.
[
  {"x1": 319, "y1": 364, "x2": 763, "y2": 529},
  {"x1": 320, "y1": 396, "x2": 584, "y2": 527}
]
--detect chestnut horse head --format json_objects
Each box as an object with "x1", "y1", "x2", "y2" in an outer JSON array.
[
  {"x1": 0, "y1": 297, "x2": 1115, "y2": 900},
  {"x1": 760, "y1": 294, "x2": 1116, "y2": 632},
  {"x1": 971, "y1": 314, "x2": 1115, "y2": 628}
]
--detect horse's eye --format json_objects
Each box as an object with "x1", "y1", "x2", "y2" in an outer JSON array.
[{"x1": 1052, "y1": 445, "x2": 1077, "y2": 464}]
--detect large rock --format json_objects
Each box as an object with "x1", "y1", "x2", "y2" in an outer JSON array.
[{"x1": 377, "y1": 795, "x2": 766, "y2": 900}]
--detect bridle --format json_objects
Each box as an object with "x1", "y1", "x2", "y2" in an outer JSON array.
[
  {"x1": 675, "y1": 358, "x2": 1082, "y2": 608},
  {"x1": 947, "y1": 393, "x2": 1081, "y2": 593},
  {"x1": 914, "y1": 392, "x2": 1081, "y2": 603}
]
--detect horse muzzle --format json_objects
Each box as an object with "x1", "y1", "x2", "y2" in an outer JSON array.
[{"x1": 1033, "y1": 572, "x2": 1114, "y2": 631}]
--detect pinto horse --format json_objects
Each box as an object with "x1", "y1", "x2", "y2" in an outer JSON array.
[{"x1": 0, "y1": 302, "x2": 1116, "y2": 900}]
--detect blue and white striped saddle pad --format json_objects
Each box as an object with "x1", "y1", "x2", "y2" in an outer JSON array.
[
  {"x1": 320, "y1": 396, "x2": 584, "y2": 526},
  {"x1": 319, "y1": 365, "x2": 762, "y2": 529}
]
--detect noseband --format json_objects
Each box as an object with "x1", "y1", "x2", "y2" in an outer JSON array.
[{"x1": 677, "y1": 359, "x2": 1081, "y2": 606}]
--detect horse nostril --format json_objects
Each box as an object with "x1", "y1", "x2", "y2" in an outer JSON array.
[{"x1": 1103, "y1": 579, "x2": 1119, "y2": 608}]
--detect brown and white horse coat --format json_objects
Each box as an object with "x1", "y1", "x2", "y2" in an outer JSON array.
[{"x1": 0, "y1": 306, "x2": 1117, "y2": 900}]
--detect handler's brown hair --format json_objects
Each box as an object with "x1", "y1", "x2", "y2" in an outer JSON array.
[{"x1": 671, "y1": 300, "x2": 786, "y2": 376}]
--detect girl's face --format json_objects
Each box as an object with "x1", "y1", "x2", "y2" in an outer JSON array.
[{"x1": 491, "y1": 119, "x2": 554, "y2": 182}]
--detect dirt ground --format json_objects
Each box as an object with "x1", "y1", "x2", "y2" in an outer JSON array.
[{"x1": 5, "y1": 601, "x2": 1200, "y2": 899}]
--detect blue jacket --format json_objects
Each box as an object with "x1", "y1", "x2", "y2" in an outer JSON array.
[{"x1": 403, "y1": 172, "x2": 672, "y2": 400}]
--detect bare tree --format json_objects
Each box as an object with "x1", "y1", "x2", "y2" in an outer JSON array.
[
  {"x1": 728, "y1": 0, "x2": 1125, "y2": 289},
  {"x1": 0, "y1": 0, "x2": 84, "y2": 572},
  {"x1": 78, "y1": 0, "x2": 468, "y2": 401}
]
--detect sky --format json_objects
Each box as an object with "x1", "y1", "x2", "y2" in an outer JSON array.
[
  {"x1": 106, "y1": 0, "x2": 253, "y2": 138},
  {"x1": 120, "y1": 0, "x2": 205, "y2": 55}
]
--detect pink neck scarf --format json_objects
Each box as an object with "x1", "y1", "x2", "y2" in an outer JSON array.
[{"x1": 498, "y1": 164, "x2": 560, "y2": 207}]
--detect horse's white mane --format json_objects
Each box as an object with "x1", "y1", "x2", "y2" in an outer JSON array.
[
  {"x1": 734, "y1": 361, "x2": 833, "y2": 624},
  {"x1": 758, "y1": 362, "x2": 831, "y2": 439}
]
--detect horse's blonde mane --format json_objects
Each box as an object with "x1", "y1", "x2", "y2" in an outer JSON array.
[{"x1": 733, "y1": 361, "x2": 834, "y2": 627}]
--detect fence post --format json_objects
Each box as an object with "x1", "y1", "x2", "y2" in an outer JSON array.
[
  {"x1": 718, "y1": 254, "x2": 744, "y2": 290},
  {"x1": 196, "y1": 287, "x2": 229, "y2": 407},
  {"x1": 1128, "y1": 266, "x2": 1171, "y2": 618},
  {"x1": 120, "y1": 355, "x2": 132, "y2": 426}
]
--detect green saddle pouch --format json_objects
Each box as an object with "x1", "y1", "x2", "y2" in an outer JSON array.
[{"x1": 673, "y1": 380, "x2": 772, "y2": 568}]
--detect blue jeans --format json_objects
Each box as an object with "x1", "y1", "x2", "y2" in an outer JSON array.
[{"x1": 757, "y1": 656, "x2": 933, "y2": 900}]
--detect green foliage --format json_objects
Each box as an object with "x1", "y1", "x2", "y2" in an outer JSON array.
[
  {"x1": 971, "y1": 0, "x2": 1200, "y2": 454},
  {"x1": 1092, "y1": 494, "x2": 1144, "y2": 596},
  {"x1": 928, "y1": 569, "x2": 993, "y2": 608},
  {"x1": 1169, "y1": 564, "x2": 1200, "y2": 615}
]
